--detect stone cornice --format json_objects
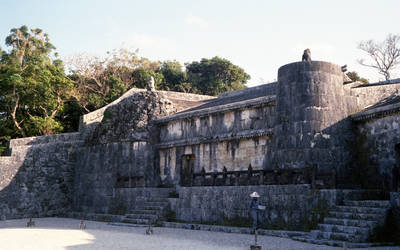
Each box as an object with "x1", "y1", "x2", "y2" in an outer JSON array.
[
  {"x1": 156, "y1": 128, "x2": 273, "y2": 149},
  {"x1": 351, "y1": 102, "x2": 400, "y2": 122},
  {"x1": 155, "y1": 95, "x2": 276, "y2": 124}
]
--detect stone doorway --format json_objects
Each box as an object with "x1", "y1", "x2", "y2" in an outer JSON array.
[{"x1": 181, "y1": 154, "x2": 195, "y2": 186}]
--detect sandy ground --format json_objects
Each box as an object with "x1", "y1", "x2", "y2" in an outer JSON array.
[{"x1": 0, "y1": 218, "x2": 399, "y2": 250}]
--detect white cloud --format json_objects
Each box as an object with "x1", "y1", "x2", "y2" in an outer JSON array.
[{"x1": 185, "y1": 12, "x2": 208, "y2": 29}]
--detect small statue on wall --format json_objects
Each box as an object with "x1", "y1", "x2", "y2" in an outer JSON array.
[
  {"x1": 302, "y1": 49, "x2": 311, "y2": 62},
  {"x1": 147, "y1": 76, "x2": 156, "y2": 91}
]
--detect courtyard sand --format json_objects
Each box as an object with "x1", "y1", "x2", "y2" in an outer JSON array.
[{"x1": 0, "y1": 218, "x2": 398, "y2": 250}]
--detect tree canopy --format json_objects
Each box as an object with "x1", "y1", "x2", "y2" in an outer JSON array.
[
  {"x1": 0, "y1": 26, "x2": 250, "y2": 155},
  {"x1": 0, "y1": 26, "x2": 73, "y2": 141},
  {"x1": 186, "y1": 57, "x2": 249, "y2": 96},
  {"x1": 346, "y1": 71, "x2": 369, "y2": 84}
]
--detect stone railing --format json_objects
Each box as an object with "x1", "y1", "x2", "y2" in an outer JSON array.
[{"x1": 181, "y1": 166, "x2": 336, "y2": 189}]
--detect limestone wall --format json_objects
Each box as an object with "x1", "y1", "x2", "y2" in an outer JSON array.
[
  {"x1": 73, "y1": 91, "x2": 179, "y2": 213},
  {"x1": 158, "y1": 136, "x2": 271, "y2": 185},
  {"x1": 176, "y1": 185, "x2": 360, "y2": 231},
  {"x1": 0, "y1": 135, "x2": 82, "y2": 219},
  {"x1": 356, "y1": 114, "x2": 400, "y2": 189},
  {"x1": 73, "y1": 141, "x2": 153, "y2": 213},
  {"x1": 274, "y1": 61, "x2": 355, "y2": 181},
  {"x1": 79, "y1": 87, "x2": 213, "y2": 135},
  {"x1": 157, "y1": 100, "x2": 275, "y2": 185},
  {"x1": 349, "y1": 83, "x2": 400, "y2": 111}
]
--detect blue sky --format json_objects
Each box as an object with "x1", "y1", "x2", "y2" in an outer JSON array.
[{"x1": 1, "y1": 0, "x2": 399, "y2": 86}]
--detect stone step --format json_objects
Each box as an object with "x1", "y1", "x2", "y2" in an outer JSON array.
[
  {"x1": 317, "y1": 224, "x2": 370, "y2": 235},
  {"x1": 291, "y1": 236, "x2": 380, "y2": 248},
  {"x1": 323, "y1": 217, "x2": 377, "y2": 228},
  {"x1": 136, "y1": 205, "x2": 165, "y2": 211},
  {"x1": 146, "y1": 197, "x2": 169, "y2": 202},
  {"x1": 343, "y1": 200, "x2": 390, "y2": 208},
  {"x1": 108, "y1": 222, "x2": 148, "y2": 228},
  {"x1": 311, "y1": 230, "x2": 367, "y2": 243},
  {"x1": 147, "y1": 188, "x2": 176, "y2": 197},
  {"x1": 329, "y1": 211, "x2": 383, "y2": 221},
  {"x1": 333, "y1": 205, "x2": 388, "y2": 215},
  {"x1": 121, "y1": 218, "x2": 151, "y2": 225},
  {"x1": 143, "y1": 201, "x2": 169, "y2": 207},
  {"x1": 125, "y1": 214, "x2": 159, "y2": 220},
  {"x1": 127, "y1": 210, "x2": 160, "y2": 215}
]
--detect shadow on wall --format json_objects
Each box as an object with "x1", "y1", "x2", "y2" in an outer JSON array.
[{"x1": 0, "y1": 133, "x2": 81, "y2": 220}]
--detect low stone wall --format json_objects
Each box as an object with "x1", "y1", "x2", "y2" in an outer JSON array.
[
  {"x1": 355, "y1": 114, "x2": 400, "y2": 190},
  {"x1": 350, "y1": 82, "x2": 400, "y2": 110},
  {"x1": 391, "y1": 192, "x2": 400, "y2": 242},
  {"x1": 8, "y1": 132, "x2": 81, "y2": 148},
  {"x1": 176, "y1": 185, "x2": 362, "y2": 231},
  {"x1": 0, "y1": 137, "x2": 81, "y2": 220}
]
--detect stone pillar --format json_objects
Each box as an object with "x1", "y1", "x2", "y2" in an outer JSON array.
[{"x1": 273, "y1": 61, "x2": 353, "y2": 177}]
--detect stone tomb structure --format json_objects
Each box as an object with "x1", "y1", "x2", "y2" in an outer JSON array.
[{"x1": 1, "y1": 61, "x2": 400, "y2": 244}]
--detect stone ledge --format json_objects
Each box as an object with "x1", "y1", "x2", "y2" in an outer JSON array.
[
  {"x1": 79, "y1": 88, "x2": 214, "y2": 129},
  {"x1": 161, "y1": 221, "x2": 308, "y2": 238},
  {"x1": 155, "y1": 95, "x2": 276, "y2": 124},
  {"x1": 352, "y1": 78, "x2": 400, "y2": 88},
  {"x1": 157, "y1": 128, "x2": 273, "y2": 149},
  {"x1": 351, "y1": 102, "x2": 400, "y2": 122},
  {"x1": 218, "y1": 82, "x2": 277, "y2": 99},
  {"x1": 9, "y1": 132, "x2": 81, "y2": 148}
]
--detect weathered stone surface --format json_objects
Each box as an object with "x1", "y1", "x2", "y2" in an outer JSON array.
[
  {"x1": 175, "y1": 185, "x2": 343, "y2": 231},
  {"x1": 274, "y1": 61, "x2": 355, "y2": 179},
  {"x1": 0, "y1": 137, "x2": 81, "y2": 219},
  {"x1": 3, "y1": 59, "x2": 400, "y2": 238},
  {"x1": 355, "y1": 114, "x2": 400, "y2": 189}
]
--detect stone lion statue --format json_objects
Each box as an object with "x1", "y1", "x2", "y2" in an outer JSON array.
[{"x1": 302, "y1": 49, "x2": 311, "y2": 62}]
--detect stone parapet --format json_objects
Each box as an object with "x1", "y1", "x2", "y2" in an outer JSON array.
[
  {"x1": 218, "y1": 82, "x2": 277, "y2": 99},
  {"x1": 351, "y1": 101, "x2": 400, "y2": 122},
  {"x1": 162, "y1": 221, "x2": 308, "y2": 238},
  {"x1": 155, "y1": 95, "x2": 275, "y2": 124},
  {"x1": 176, "y1": 185, "x2": 335, "y2": 231},
  {"x1": 157, "y1": 128, "x2": 272, "y2": 149},
  {"x1": 9, "y1": 132, "x2": 81, "y2": 148},
  {"x1": 79, "y1": 88, "x2": 214, "y2": 131}
]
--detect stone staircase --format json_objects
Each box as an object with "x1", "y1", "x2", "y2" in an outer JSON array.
[
  {"x1": 292, "y1": 200, "x2": 390, "y2": 247},
  {"x1": 121, "y1": 191, "x2": 172, "y2": 226}
]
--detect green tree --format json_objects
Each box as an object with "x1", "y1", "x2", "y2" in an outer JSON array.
[
  {"x1": 131, "y1": 67, "x2": 163, "y2": 90},
  {"x1": 0, "y1": 26, "x2": 73, "y2": 153},
  {"x1": 157, "y1": 61, "x2": 188, "y2": 92},
  {"x1": 185, "y1": 56, "x2": 249, "y2": 96},
  {"x1": 346, "y1": 71, "x2": 369, "y2": 84}
]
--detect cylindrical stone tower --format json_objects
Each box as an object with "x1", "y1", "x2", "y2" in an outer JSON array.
[{"x1": 273, "y1": 61, "x2": 352, "y2": 177}]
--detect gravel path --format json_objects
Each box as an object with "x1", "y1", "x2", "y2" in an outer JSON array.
[{"x1": 0, "y1": 218, "x2": 399, "y2": 250}]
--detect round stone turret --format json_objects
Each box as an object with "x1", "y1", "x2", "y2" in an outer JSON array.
[{"x1": 273, "y1": 61, "x2": 352, "y2": 176}]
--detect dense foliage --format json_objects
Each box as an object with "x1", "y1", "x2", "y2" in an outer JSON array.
[
  {"x1": 0, "y1": 26, "x2": 74, "y2": 154},
  {"x1": 0, "y1": 26, "x2": 250, "y2": 155}
]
